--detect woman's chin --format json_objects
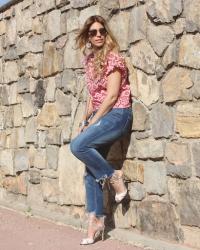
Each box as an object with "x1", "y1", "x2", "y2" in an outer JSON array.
[{"x1": 93, "y1": 44, "x2": 104, "y2": 50}]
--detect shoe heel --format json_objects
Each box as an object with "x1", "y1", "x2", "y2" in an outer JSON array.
[
  {"x1": 101, "y1": 227, "x2": 105, "y2": 241},
  {"x1": 110, "y1": 170, "x2": 127, "y2": 203}
]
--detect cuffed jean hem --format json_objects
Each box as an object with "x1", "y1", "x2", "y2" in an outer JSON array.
[
  {"x1": 86, "y1": 211, "x2": 105, "y2": 218},
  {"x1": 96, "y1": 173, "x2": 113, "y2": 188}
]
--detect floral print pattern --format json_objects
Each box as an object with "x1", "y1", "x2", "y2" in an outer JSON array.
[{"x1": 83, "y1": 51, "x2": 131, "y2": 110}]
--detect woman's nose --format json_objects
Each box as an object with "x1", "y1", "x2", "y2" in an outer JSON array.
[{"x1": 96, "y1": 31, "x2": 101, "y2": 36}]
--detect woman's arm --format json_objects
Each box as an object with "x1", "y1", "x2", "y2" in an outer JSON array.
[
  {"x1": 79, "y1": 95, "x2": 94, "y2": 133},
  {"x1": 83, "y1": 95, "x2": 94, "y2": 121},
  {"x1": 88, "y1": 69, "x2": 121, "y2": 126}
]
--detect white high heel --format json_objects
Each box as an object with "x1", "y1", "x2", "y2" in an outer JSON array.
[
  {"x1": 80, "y1": 215, "x2": 105, "y2": 245},
  {"x1": 115, "y1": 189, "x2": 127, "y2": 203},
  {"x1": 110, "y1": 170, "x2": 127, "y2": 203},
  {"x1": 80, "y1": 228, "x2": 105, "y2": 245}
]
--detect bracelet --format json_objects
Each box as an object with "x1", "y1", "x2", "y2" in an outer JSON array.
[{"x1": 79, "y1": 120, "x2": 89, "y2": 128}]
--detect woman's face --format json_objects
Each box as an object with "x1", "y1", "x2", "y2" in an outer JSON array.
[{"x1": 88, "y1": 22, "x2": 107, "y2": 49}]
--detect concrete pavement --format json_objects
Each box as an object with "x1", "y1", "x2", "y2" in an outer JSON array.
[{"x1": 0, "y1": 206, "x2": 143, "y2": 250}]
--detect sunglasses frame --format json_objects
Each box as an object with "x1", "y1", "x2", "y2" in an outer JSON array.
[{"x1": 88, "y1": 27, "x2": 107, "y2": 38}]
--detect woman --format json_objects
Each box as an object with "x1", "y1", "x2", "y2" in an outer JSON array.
[{"x1": 70, "y1": 15, "x2": 132, "y2": 245}]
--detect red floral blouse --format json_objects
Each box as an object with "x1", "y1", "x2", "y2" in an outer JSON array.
[{"x1": 83, "y1": 51, "x2": 131, "y2": 110}]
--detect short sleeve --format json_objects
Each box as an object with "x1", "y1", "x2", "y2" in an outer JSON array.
[{"x1": 105, "y1": 52, "x2": 127, "y2": 76}]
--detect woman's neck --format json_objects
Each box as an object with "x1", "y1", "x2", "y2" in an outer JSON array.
[{"x1": 92, "y1": 46, "x2": 104, "y2": 54}]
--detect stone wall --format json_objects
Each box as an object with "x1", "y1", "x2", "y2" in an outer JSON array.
[{"x1": 0, "y1": 0, "x2": 200, "y2": 248}]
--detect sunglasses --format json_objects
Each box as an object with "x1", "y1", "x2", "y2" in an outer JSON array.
[{"x1": 88, "y1": 27, "x2": 107, "y2": 37}]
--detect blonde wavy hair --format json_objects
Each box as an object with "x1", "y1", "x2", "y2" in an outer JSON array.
[{"x1": 75, "y1": 15, "x2": 120, "y2": 78}]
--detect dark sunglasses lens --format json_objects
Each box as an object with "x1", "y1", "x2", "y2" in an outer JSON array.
[
  {"x1": 88, "y1": 29, "x2": 97, "y2": 37},
  {"x1": 88, "y1": 28, "x2": 107, "y2": 37},
  {"x1": 99, "y1": 28, "x2": 107, "y2": 36}
]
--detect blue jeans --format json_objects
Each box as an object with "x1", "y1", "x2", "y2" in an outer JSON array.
[{"x1": 70, "y1": 107, "x2": 132, "y2": 217}]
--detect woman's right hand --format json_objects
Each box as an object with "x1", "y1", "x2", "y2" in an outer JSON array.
[
  {"x1": 78, "y1": 120, "x2": 89, "y2": 134},
  {"x1": 78, "y1": 126, "x2": 85, "y2": 134}
]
